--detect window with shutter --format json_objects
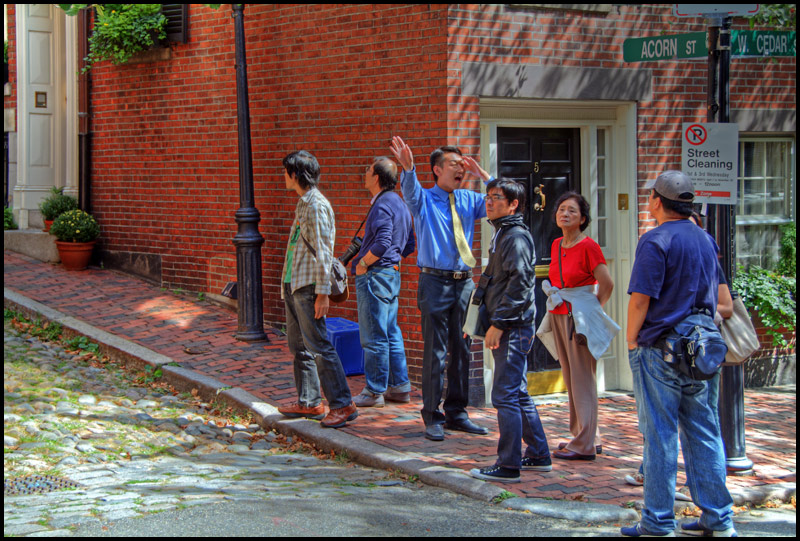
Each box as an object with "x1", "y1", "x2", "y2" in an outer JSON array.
[{"x1": 161, "y1": 4, "x2": 188, "y2": 43}]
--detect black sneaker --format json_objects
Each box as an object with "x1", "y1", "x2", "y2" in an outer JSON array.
[
  {"x1": 521, "y1": 455, "x2": 553, "y2": 471},
  {"x1": 469, "y1": 465, "x2": 520, "y2": 484}
]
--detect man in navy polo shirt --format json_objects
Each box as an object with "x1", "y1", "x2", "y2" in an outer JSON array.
[
  {"x1": 351, "y1": 157, "x2": 416, "y2": 408},
  {"x1": 622, "y1": 170, "x2": 735, "y2": 537},
  {"x1": 390, "y1": 136, "x2": 492, "y2": 441}
]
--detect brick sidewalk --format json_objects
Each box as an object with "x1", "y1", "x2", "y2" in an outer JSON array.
[{"x1": 4, "y1": 250, "x2": 796, "y2": 506}]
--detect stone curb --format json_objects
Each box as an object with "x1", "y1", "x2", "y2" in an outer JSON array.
[
  {"x1": 5, "y1": 287, "x2": 795, "y2": 521},
  {"x1": 4, "y1": 287, "x2": 503, "y2": 506}
]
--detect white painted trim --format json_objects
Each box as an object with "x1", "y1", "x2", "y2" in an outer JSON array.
[
  {"x1": 13, "y1": 5, "x2": 67, "y2": 229},
  {"x1": 64, "y1": 14, "x2": 79, "y2": 199},
  {"x1": 478, "y1": 99, "x2": 639, "y2": 400}
]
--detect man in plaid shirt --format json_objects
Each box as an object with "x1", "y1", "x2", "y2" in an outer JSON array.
[{"x1": 278, "y1": 150, "x2": 357, "y2": 428}]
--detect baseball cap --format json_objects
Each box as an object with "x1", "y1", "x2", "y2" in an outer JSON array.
[{"x1": 644, "y1": 170, "x2": 695, "y2": 202}]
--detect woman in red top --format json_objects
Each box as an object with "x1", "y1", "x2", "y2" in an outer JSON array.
[{"x1": 548, "y1": 192, "x2": 614, "y2": 461}]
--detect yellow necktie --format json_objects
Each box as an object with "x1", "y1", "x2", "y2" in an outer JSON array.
[{"x1": 449, "y1": 192, "x2": 476, "y2": 268}]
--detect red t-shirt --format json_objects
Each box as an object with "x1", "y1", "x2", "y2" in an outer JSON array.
[{"x1": 548, "y1": 236, "x2": 606, "y2": 314}]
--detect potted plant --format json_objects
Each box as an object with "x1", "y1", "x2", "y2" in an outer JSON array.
[
  {"x1": 50, "y1": 209, "x2": 101, "y2": 271},
  {"x1": 58, "y1": 4, "x2": 168, "y2": 71},
  {"x1": 39, "y1": 187, "x2": 79, "y2": 232}
]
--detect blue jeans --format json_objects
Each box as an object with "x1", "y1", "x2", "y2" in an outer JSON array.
[
  {"x1": 629, "y1": 346, "x2": 734, "y2": 535},
  {"x1": 492, "y1": 326, "x2": 550, "y2": 469},
  {"x1": 356, "y1": 267, "x2": 410, "y2": 395},
  {"x1": 284, "y1": 284, "x2": 352, "y2": 410}
]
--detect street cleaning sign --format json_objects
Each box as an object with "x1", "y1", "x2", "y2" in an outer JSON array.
[{"x1": 682, "y1": 123, "x2": 739, "y2": 205}]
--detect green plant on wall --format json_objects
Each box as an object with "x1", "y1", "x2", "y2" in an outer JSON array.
[
  {"x1": 776, "y1": 223, "x2": 796, "y2": 277},
  {"x1": 733, "y1": 265, "x2": 796, "y2": 347},
  {"x1": 59, "y1": 4, "x2": 167, "y2": 70}
]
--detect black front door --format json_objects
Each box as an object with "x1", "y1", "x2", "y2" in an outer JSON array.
[{"x1": 497, "y1": 127, "x2": 581, "y2": 373}]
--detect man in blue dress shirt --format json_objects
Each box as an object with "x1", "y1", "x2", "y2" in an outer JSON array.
[{"x1": 390, "y1": 136, "x2": 492, "y2": 441}]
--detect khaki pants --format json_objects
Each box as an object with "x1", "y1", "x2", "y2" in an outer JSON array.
[{"x1": 551, "y1": 313, "x2": 601, "y2": 455}]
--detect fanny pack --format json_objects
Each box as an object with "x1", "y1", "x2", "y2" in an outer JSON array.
[{"x1": 657, "y1": 309, "x2": 728, "y2": 381}]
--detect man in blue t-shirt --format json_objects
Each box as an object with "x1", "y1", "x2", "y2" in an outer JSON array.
[{"x1": 621, "y1": 171, "x2": 736, "y2": 538}]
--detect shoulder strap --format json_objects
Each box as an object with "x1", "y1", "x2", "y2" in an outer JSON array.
[
  {"x1": 299, "y1": 231, "x2": 317, "y2": 258},
  {"x1": 354, "y1": 189, "x2": 392, "y2": 238}
]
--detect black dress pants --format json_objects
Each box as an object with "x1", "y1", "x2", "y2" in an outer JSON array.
[{"x1": 417, "y1": 272, "x2": 474, "y2": 427}]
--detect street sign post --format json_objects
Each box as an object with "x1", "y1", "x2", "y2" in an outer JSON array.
[{"x1": 681, "y1": 122, "x2": 739, "y2": 205}]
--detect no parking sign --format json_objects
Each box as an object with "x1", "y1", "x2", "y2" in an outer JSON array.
[{"x1": 681, "y1": 122, "x2": 739, "y2": 205}]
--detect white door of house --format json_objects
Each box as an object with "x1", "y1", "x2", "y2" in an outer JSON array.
[
  {"x1": 13, "y1": 4, "x2": 68, "y2": 228},
  {"x1": 479, "y1": 99, "x2": 639, "y2": 401}
]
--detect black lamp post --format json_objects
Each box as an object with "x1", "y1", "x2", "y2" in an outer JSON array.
[{"x1": 231, "y1": 4, "x2": 267, "y2": 342}]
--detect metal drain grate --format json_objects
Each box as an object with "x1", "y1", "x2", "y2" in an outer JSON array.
[{"x1": 5, "y1": 475, "x2": 81, "y2": 495}]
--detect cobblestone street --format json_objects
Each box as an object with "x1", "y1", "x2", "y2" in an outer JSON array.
[{"x1": 4, "y1": 317, "x2": 416, "y2": 536}]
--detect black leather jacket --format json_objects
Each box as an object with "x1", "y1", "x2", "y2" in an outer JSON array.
[{"x1": 481, "y1": 213, "x2": 536, "y2": 330}]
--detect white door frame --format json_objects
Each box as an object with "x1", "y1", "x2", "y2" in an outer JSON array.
[
  {"x1": 14, "y1": 5, "x2": 77, "y2": 228},
  {"x1": 478, "y1": 99, "x2": 639, "y2": 402}
]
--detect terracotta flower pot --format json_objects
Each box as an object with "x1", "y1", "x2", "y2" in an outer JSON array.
[
  {"x1": 43, "y1": 220, "x2": 54, "y2": 232},
  {"x1": 56, "y1": 240, "x2": 96, "y2": 271}
]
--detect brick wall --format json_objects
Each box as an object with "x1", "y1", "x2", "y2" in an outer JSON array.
[
  {"x1": 3, "y1": 5, "x2": 17, "y2": 114},
  {"x1": 89, "y1": 4, "x2": 450, "y2": 386},
  {"x1": 445, "y1": 4, "x2": 795, "y2": 237},
  {"x1": 82, "y1": 4, "x2": 795, "y2": 390}
]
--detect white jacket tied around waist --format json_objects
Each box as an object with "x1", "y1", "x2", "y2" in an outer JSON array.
[{"x1": 536, "y1": 280, "x2": 621, "y2": 361}]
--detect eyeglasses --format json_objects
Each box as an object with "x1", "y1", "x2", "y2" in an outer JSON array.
[{"x1": 484, "y1": 194, "x2": 505, "y2": 202}]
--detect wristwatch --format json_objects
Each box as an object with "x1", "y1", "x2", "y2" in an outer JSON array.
[{"x1": 359, "y1": 259, "x2": 369, "y2": 269}]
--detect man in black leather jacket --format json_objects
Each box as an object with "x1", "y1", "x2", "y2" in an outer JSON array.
[{"x1": 470, "y1": 179, "x2": 551, "y2": 484}]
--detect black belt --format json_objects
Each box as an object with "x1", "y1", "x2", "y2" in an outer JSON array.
[{"x1": 421, "y1": 267, "x2": 473, "y2": 280}]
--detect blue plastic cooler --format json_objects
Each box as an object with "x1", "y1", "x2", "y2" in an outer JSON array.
[{"x1": 325, "y1": 317, "x2": 364, "y2": 376}]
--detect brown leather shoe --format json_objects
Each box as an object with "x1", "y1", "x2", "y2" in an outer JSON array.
[
  {"x1": 320, "y1": 402, "x2": 358, "y2": 428},
  {"x1": 278, "y1": 402, "x2": 325, "y2": 420}
]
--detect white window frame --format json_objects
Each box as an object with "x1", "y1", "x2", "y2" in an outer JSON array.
[{"x1": 736, "y1": 136, "x2": 796, "y2": 270}]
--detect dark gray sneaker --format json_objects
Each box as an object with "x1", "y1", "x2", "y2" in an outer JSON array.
[
  {"x1": 469, "y1": 465, "x2": 520, "y2": 484},
  {"x1": 520, "y1": 455, "x2": 553, "y2": 472}
]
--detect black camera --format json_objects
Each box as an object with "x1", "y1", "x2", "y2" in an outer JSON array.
[{"x1": 338, "y1": 236, "x2": 363, "y2": 266}]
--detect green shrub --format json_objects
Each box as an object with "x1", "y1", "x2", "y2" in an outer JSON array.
[
  {"x1": 3, "y1": 207, "x2": 17, "y2": 231},
  {"x1": 777, "y1": 223, "x2": 795, "y2": 277},
  {"x1": 4, "y1": 206, "x2": 17, "y2": 230},
  {"x1": 733, "y1": 265, "x2": 796, "y2": 347},
  {"x1": 50, "y1": 209, "x2": 100, "y2": 243},
  {"x1": 83, "y1": 4, "x2": 167, "y2": 69},
  {"x1": 39, "y1": 187, "x2": 79, "y2": 221}
]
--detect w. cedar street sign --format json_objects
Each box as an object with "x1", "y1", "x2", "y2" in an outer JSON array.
[{"x1": 623, "y1": 31, "x2": 796, "y2": 62}]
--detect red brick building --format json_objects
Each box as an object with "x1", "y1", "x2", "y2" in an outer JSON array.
[{"x1": 5, "y1": 4, "x2": 795, "y2": 397}]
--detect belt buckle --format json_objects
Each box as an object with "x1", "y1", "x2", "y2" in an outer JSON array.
[{"x1": 452, "y1": 271, "x2": 465, "y2": 280}]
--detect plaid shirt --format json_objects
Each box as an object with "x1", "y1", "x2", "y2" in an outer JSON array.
[{"x1": 282, "y1": 188, "x2": 336, "y2": 297}]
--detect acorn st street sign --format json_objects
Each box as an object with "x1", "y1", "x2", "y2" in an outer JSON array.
[
  {"x1": 623, "y1": 33, "x2": 707, "y2": 62},
  {"x1": 623, "y1": 31, "x2": 796, "y2": 62}
]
